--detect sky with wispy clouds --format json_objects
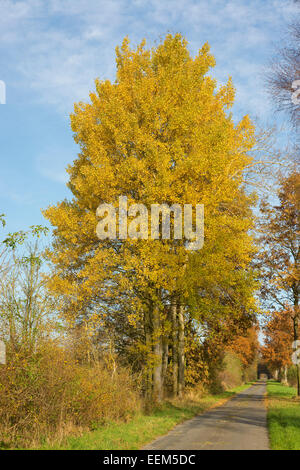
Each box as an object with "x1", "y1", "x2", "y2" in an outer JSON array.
[{"x1": 0, "y1": 0, "x2": 298, "y2": 235}]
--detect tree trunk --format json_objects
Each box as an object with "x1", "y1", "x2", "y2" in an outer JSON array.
[
  {"x1": 144, "y1": 308, "x2": 153, "y2": 402},
  {"x1": 171, "y1": 299, "x2": 178, "y2": 396},
  {"x1": 283, "y1": 364, "x2": 288, "y2": 384},
  {"x1": 280, "y1": 365, "x2": 288, "y2": 385},
  {"x1": 296, "y1": 363, "x2": 300, "y2": 397},
  {"x1": 153, "y1": 306, "x2": 163, "y2": 402},
  {"x1": 293, "y1": 312, "x2": 300, "y2": 396},
  {"x1": 162, "y1": 335, "x2": 169, "y2": 392},
  {"x1": 178, "y1": 303, "x2": 185, "y2": 396}
]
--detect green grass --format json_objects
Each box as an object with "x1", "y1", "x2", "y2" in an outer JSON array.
[
  {"x1": 42, "y1": 382, "x2": 253, "y2": 450},
  {"x1": 267, "y1": 381, "x2": 300, "y2": 450}
]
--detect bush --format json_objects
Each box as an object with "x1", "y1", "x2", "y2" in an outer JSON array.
[
  {"x1": 287, "y1": 365, "x2": 298, "y2": 387},
  {"x1": 216, "y1": 352, "x2": 243, "y2": 391},
  {"x1": 243, "y1": 360, "x2": 258, "y2": 382},
  {"x1": 0, "y1": 341, "x2": 141, "y2": 448}
]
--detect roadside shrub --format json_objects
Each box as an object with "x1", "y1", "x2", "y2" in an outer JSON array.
[
  {"x1": 243, "y1": 360, "x2": 258, "y2": 382},
  {"x1": 287, "y1": 365, "x2": 298, "y2": 387},
  {"x1": 0, "y1": 341, "x2": 140, "y2": 448},
  {"x1": 217, "y1": 351, "x2": 243, "y2": 391}
]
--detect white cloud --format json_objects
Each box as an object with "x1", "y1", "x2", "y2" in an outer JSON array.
[{"x1": 0, "y1": 0, "x2": 298, "y2": 119}]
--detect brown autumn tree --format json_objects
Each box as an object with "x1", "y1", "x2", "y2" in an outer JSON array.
[
  {"x1": 229, "y1": 326, "x2": 259, "y2": 372},
  {"x1": 261, "y1": 309, "x2": 293, "y2": 383},
  {"x1": 258, "y1": 170, "x2": 300, "y2": 394}
]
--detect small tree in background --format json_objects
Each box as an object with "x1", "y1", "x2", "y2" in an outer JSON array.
[
  {"x1": 258, "y1": 170, "x2": 300, "y2": 394},
  {"x1": 0, "y1": 221, "x2": 53, "y2": 353},
  {"x1": 0, "y1": 242, "x2": 56, "y2": 353},
  {"x1": 261, "y1": 309, "x2": 293, "y2": 383},
  {"x1": 267, "y1": 13, "x2": 300, "y2": 131}
]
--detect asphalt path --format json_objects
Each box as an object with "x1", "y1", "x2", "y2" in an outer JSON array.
[{"x1": 143, "y1": 381, "x2": 269, "y2": 450}]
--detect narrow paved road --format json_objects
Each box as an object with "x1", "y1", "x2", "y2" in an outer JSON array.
[{"x1": 144, "y1": 381, "x2": 269, "y2": 450}]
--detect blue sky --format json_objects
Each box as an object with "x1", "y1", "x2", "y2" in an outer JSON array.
[{"x1": 0, "y1": 0, "x2": 298, "y2": 237}]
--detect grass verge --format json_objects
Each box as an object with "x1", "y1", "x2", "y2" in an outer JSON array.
[
  {"x1": 41, "y1": 382, "x2": 253, "y2": 450},
  {"x1": 267, "y1": 381, "x2": 300, "y2": 450}
]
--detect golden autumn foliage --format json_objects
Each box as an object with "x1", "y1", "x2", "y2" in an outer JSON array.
[
  {"x1": 44, "y1": 34, "x2": 258, "y2": 401},
  {"x1": 229, "y1": 326, "x2": 259, "y2": 369},
  {"x1": 0, "y1": 341, "x2": 140, "y2": 449}
]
